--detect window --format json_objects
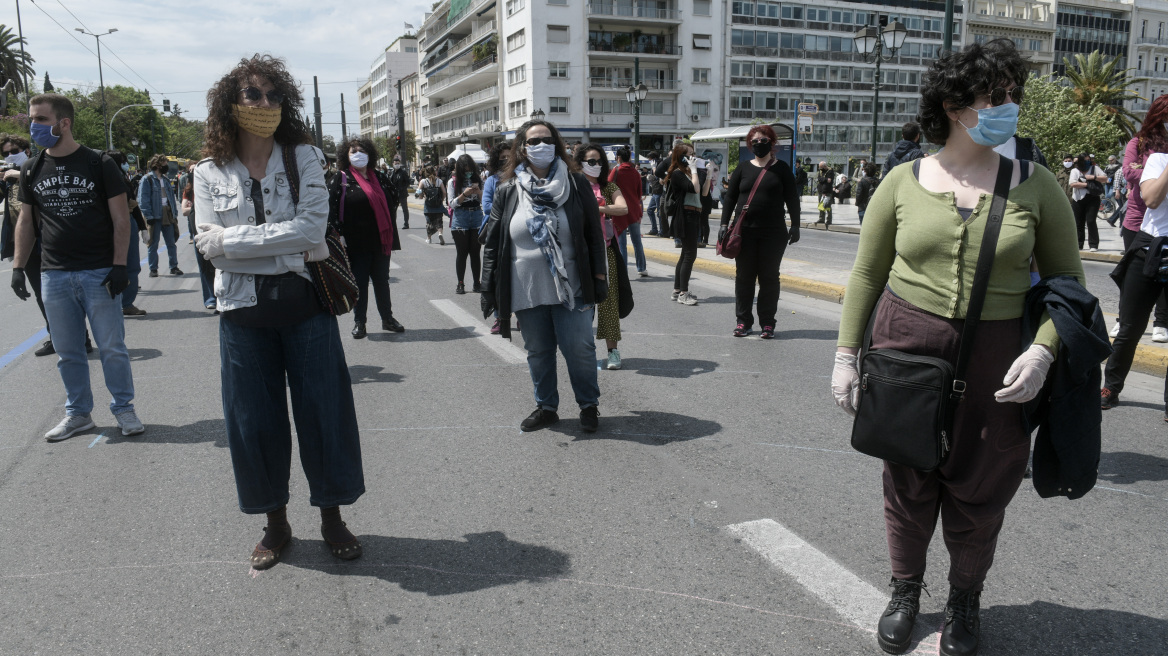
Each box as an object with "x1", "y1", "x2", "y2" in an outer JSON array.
[
  {"x1": 1142, "y1": 19, "x2": 1148, "y2": 38},
  {"x1": 1029, "y1": 39, "x2": 1042, "y2": 51},
  {"x1": 547, "y1": 25, "x2": 569, "y2": 43},
  {"x1": 807, "y1": 8, "x2": 828, "y2": 22},
  {"x1": 732, "y1": 1, "x2": 753, "y2": 16},
  {"x1": 694, "y1": 0, "x2": 711, "y2": 16},
  {"x1": 549, "y1": 97, "x2": 569, "y2": 113},
  {"x1": 508, "y1": 99, "x2": 528, "y2": 118},
  {"x1": 549, "y1": 61, "x2": 569, "y2": 78},
  {"x1": 692, "y1": 101, "x2": 710, "y2": 117},
  {"x1": 548, "y1": 0, "x2": 566, "y2": 4},
  {"x1": 693, "y1": 34, "x2": 712, "y2": 49},
  {"x1": 506, "y1": 0, "x2": 524, "y2": 16},
  {"x1": 507, "y1": 29, "x2": 526, "y2": 51},
  {"x1": 508, "y1": 64, "x2": 527, "y2": 85},
  {"x1": 692, "y1": 68, "x2": 710, "y2": 83},
  {"x1": 781, "y1": 5, "x2": 802, "y2": 19},
  {"x1": 1139, "y1": 54, "x2": 1145, "y2": 70}
]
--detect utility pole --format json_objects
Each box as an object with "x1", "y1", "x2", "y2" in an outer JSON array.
[
  {"x1": 943, "y1": 0, "x2": 954, "y2": 54},
  {"x1": 76, "y1": 28, "x2": 118, "y2": 150},
  {"x1": 150, "y1": 116, "x2": 156, "y2": 154},
  {"x1": 313, "y1": 76, "x2": 323, "y2": 149},
  {"x1": 15, "y1": 0, "x2": 29, "y2": 100},
  {"x1": 396, "y1": 79, "x2": 407, "y2": 163},
  {"x1": 340, "y1": 93, "x2": 348, "y2": 138},
  {"x1": 633, "y1": 58, "x2": 640, "y2": 161}
]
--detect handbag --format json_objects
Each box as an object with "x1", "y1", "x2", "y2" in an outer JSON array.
[
  {"x1": 616, "y1": 244, "x2": 634, "y2": 319},
  {"x1": 717, "y1": 159, "x2": 773, "y2": 260},
  {"x1": 850, "y1": 156, "x2": 1014, "y2": 472},
  {"x1": 1085, "y1": 178, "x2": 1105, "y2": 197},
  {"x1": 283, "y1": 146, "x2": 360, "y2": 315}
]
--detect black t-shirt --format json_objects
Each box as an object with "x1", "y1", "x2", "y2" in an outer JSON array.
[{"x1": 18, "y1": 145, "x2": 127, "y2": 271}]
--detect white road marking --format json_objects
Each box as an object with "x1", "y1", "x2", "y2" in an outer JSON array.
[
  {"x1": 390, "y1": 260, "x2": 401, "y2": 269},
  {"x1": 429, "y1": 299, "x2": 527, "y2": 364},
  {"x1": 725, "y1": 519, "x2": 940, "y2": 653}
]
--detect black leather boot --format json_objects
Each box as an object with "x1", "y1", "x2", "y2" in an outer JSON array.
[
  {"x1": 940, "y1": 586, "x2": 981, "y2": 656},
  {"x1": 351, "y1": 322, "x2": 367, "y2": 339},
  {"x1": 877, "y1": 576, "x2": 926, "y2": 654}
]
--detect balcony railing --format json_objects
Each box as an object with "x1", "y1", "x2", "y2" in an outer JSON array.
[
  {"x1": 423, "y1": 85, "x2": 499, "y2": 119},
  {"x1": 427, "y1": 55, "x2": 499, "y2": 95},
  {"x1": 1138, "y1": 37, "x2": 1168, "y2": 47},
  {"x1": 587, "y1": 77, "x2": 679, "y2": 90},
  {"x1": 587, "y1": 41, "x2": 682, "y2": 56},
  {"x1": 1136, "y1": 68, "x2": 1168, "y2": 80},
  {"x1": 423, "y1": 20, "x2": 497, "y2": 72},
  {"x1": 729, "y1": 108, "x2": 778, "y2": 120},
  {"x1": 586, "y1": 3, "x2": 681, "y2": 20},
  {"x1": 421, "y1": 0, "x2": 493, "y2": 51}
]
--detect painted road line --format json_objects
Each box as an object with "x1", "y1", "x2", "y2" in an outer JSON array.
[
  {"x1": 88, "y1": 434, "x2": 105, "y2": 448},
  {"x1": 725, "y1": 518, "x2": 940, "y2": 653},
  {"x1": 0, "y1": 328, "x2": 48, "y2": 371},
  {"x1": 430, "y1": 299, "x2": 527, "y2": 364}
]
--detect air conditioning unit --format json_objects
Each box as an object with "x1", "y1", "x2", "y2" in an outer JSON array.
[{"x1": 691, "y1": 114, "x2": 701, "y2": 122}]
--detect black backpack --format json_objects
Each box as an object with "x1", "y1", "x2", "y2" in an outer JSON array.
[{"x1": 422, "y1": 179, "x2": 443, "y2": 205}]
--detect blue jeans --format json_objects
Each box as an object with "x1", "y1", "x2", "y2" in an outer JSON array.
[
  {"x1": 122, "y1": 231, "x2": 142, "y2": 308},
  {"x1": 618, "y1": 221, "x2": 647, "y2": 272},
  {"x1": 220, "y1": 312, "x2": 365, "y2": 513},
  {"x1": 646, "y1": 194, "x2": 660, "y2": 232},
  {"x1": 147, "y1": 221, "x2": 178, "y2": 271},
  {"x1": 515, "y1": 302, "x2": 600, "y2": 412},
  {"x1": 41, "y1": 268, "x2": 136, "y2": 417}
]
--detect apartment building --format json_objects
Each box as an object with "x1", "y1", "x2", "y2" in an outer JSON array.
[
  {"x1": 370, "y1": 36, "x2": 421, "y2": 140},
  {"x1": 401, "y1": 72, "x2": 423, "y2": 165},
  {"x1": 966, "y1": 0, "x2": 1057, "y2": 74},
  {"x1": 1129, "y1": 0, "x2": 1168, "y2": 115},
  {"x1": 358, "y1": 80, "x2": 374, "y2": 138},
  {"x1": 1052, "y1": 0, "x2": 1132, "y2": 76}
]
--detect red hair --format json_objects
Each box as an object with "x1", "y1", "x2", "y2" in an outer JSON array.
[
  {"x1": 746, "y1": 124, "x2": 778, "y2": 143},
  {"x1": 1136, "y1": 94, "x2": 1168, "y2": 158}
]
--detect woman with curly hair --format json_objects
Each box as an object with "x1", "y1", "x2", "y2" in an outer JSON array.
[
  {"x1": 329, "y1": 135, "x2": 404, "y2": 338},
  {"x1": 830, "y1": 39, "x2": 1085, "y2": 655},
  {"x1": 575, "y1": 143, "x2": 628, "y2": 370},
  {"x1": 193, "y1": 54, "x2": 365, "y2": 570}
]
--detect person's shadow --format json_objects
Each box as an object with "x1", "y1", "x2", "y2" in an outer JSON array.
[
  {"x1": 551, "y1": 410, "x2": 722, "y2": 444},
  {"x1": 617, "y1": 358, "x2": 717, "y2": 378},
  {"x1": 348, "y1": 365, "x2": 405, "y2": 385},
  {"x1": 108, "y1": 418, "x2": 228, "y2": 447},
  {"x1": 283, "y1": 531, "x2": 571, "y2": 596},
  {"x1": 1098, "y1": 451, "x2": 1168, "y2": 484},
  {"x1": 979, "y1": 601, "x2": 1168, "y2": 655},
  {"x1": 367, "y1": 328, "x2": 474, "y2": 343}
]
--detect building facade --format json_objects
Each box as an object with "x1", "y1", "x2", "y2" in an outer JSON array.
[
  {"x1": 401, "y1": 72, "x2": 423, "y2": 165},
  {"x1": 358, "y1": 80, "x2": 374, "y2": 138},
  {"x1": 1052, "y1": 0, "x2": 1132, "y2": 76},
  {"x1": 370, "y1": 36, "x2": 421, "y2": 140},
  {"x1": 1128, "y1": 0, "x2": 1168, "y2": 116},
  {"x1": 966, "y1": 0, "x2": 1057, "y2": 74}
]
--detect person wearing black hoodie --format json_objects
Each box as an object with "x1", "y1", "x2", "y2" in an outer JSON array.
[{"x1": 882, "y1": 122, "x2": 925, "y2": 176}]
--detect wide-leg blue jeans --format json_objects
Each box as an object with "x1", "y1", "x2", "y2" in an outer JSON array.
[{"x1": 515, "y1": 302, "x2": 600, "y2": 412}]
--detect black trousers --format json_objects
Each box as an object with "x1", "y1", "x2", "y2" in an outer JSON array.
[
  {"x1": 673, "y1": 210, "x2": 700, "y2": 292},
  {"x1": 397, "y1": 194, "x2": 410, "y2": 226},
  {"x1": 451, "y1": 229, "x2": 481, "y2": 285},
  {"x1": 734, "y1": 228, "x2": 788, "y2": 329},
  {"x1": 700, "y1": 213, "x2": 711, "y2": 244},
  {"x1": 1073, "y1": 195, "x2": 1101, "y2": 249},
  {"x1": 1103, "y1": 246, "x2": 1168, "y2": 404},
  {"x1": 1121, "y1": 227, "x2": 1168, "y2": 328},
  {"x1": 348, "y1": 250, "x2": 392, "y2": 324},
  {"x1": 25, "y1": 244, "x2": 49, "y2": 332}
]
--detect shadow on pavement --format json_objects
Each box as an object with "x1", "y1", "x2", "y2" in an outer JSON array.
[
  {"x1": 110, "y1": 418, "x2": 228, "y2": 447},
  {"x1": 1098, "y1": 450, "x2": 1168, "y2": 484},
  {"x1": 283, "y1": 531, "x2": 572, "y2": 595},
  {"x1": 348, "y1": 365, "x2": 405, "y2": 385},
  {"x1": 698, "y1": 295, "x2": 736, "y2": 304},
  {"x1": 778, "y1": 329, "x2": 838, "y2": 341},
  {"x1": 137, "y1": 288, "x2": 196, "y2": 296},
  {"x1": 128, "y1": 348, "x2": 163, "y2": 362},
  {"x1": 139, "y1": 309, "x2": 217, "y2": 321},
  {"x1": 619, "y1": 357, "x2": 717, "y2": 378},
  {"x1": 551, "y1": 409, "x2": 721, "y2": 444},
  {"x1": 367, "y1": 328, "x2": 475, "y2": 343},
  {"x1": 980, "y1": 601, "x2": 1168, "y2": 655}
]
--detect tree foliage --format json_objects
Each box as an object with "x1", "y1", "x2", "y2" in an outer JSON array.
[
  {"x1": 0, "y1": 25, "x2": 35, "y2": 95},
  {"x1": 1063, "y1": 51, "x2": 1146, "y2": 138},
  {"x1": 1018, "y1": 74, "x2": 1125, "y2": 161},
  {"x1": 375, "y1": 131, "x2": 417, "y2": 165},
  {"x1": 59, "y1": 85, "x2": 205, "y2": 163}
]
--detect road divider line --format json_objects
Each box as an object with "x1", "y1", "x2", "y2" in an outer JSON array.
[
  {"x1": 0, "y1": 328, "x2": 48, "y2": 371},
  {"x1": 429, "y1": 299, "x2": 527, "y2": 364},
  {"x1": 88, "y1": 433, "x2": 105, "y2": 448}
]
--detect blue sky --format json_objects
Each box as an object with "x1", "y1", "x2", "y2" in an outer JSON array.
[{"x1": 12, "y1": 0, "x2": 433, "y2": 139}]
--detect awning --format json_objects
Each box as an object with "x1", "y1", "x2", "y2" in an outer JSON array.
[
  {"x1": 689, "y1": 123, "x2": 793, "y2": 142},
  {"x1": 450, "y1": 144, "x2": 489, "y2": 163}
]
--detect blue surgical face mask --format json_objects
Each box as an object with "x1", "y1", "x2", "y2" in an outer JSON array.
[
  {"x1": 958, "y1": 102, "x2": 1019, "y2": 148},
  {"x1": 525, "y1": 142, "x2": 556, "y2": 169},
  {"x1": 30, "y1": 120, "x2": 62, "y2": 149}
]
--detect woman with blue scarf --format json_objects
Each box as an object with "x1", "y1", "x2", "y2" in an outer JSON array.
[{"x1": 480, "y1": 120, "x2": 608, "y2": 434}]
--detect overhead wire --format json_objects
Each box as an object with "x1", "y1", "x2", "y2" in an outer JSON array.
[
  {"x1": 27, "y1": 0, "x2": 139, "y2": 88},
  {"x1": 53, "y1": 0, "x2": 167, "y2": 97}
]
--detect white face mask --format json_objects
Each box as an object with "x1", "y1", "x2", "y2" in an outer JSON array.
[
  {"x1": 1063, "y1": 161, "x2": 1074, "y2": 169},
  {"x1": 525, "y1": 142, "x2": 556, "y2": 169},
  {"x1": 349, "y1": 152, "x2": 369, "y2": 168},
  {"x1": 582, "y1": 163, "x2": 602, "y2": 178},
  {"x1": 5, "y1": 152, "x2": 27, "y2": 166}
]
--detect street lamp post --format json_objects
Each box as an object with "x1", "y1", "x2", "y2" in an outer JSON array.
[
  {"x1": 625, "y1": 82, "x2": 648, "y2": 162},
  {"x1": 853, "y1": 21, "x2": 906, "y2": 163},
  {"x1": 529, "y1": 108, "x2": 545, "y2": 122},
  {"x1": 75, "y1": 28, "x2": 118, "y2": 150}
]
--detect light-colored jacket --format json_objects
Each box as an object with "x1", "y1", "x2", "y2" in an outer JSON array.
[
  {"x1": 137, "y1": 172, "x2": 177, "y2": 221},
  {"x1": 193, "y1": 143, "x2": 328, "y2": 312}
]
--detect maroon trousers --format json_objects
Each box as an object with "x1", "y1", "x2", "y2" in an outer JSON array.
[{"x1": 871, "y1": 290, "x2": 1031, "y2": 591}]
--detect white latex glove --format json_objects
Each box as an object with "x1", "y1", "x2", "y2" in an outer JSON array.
[
  {"x1": 140, "y1": 229, "x2": 150, "y2": 245},
  {"x1": 831, "y1": 352, "x2": 862, "y2": 416},
  {"x1": 194, "y1": 223, "x2": 225, "y2": 259},
  {"x1": 994, "y1": 344, "x2": 1055, "y2": 404},
  {"x1": 304, "y1": 240, "x2": 330, "y2": 262}
]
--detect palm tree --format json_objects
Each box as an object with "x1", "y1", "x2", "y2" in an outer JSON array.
[
  {"x1": 0, "y1": 25, "x2": 35, "y2": 96},
  {"x1": 1063, "y1": 50, "x2": 1146, "y2": 137}
]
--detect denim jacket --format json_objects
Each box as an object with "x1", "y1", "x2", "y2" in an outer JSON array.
[
  {"x1": 137, "y1": 172, "x2": 177, "y2": 221},
  {"x1": 192, "y1": 143, "x2": 328, "y2": 312}
]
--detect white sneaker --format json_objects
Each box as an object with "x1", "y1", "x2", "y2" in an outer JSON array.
[
  {"x1": 677, "y1": 291, "x2": 698, "y2": 306},
  {"x1": 606, "y1": 348, "x2": 622, "y2": 370},
  {"x1": 638, "y1": 270, "x2": 649, "y2": 277},
  {"x1": 45, "y1": 414, "x2": 95, "y2": 442},
  {"x1": 1110, "y1": 321, "x2": 1121, "y2": 338},
  {"x1": 1089, "y1": 247, "x2": 1099, "y2": 253},
  {"x1": 1154, "y1": 327, "x2": 1168, "y2": 343},
  {"x1": 116, "y1": 409, "x2": 145, "y2": 436}
]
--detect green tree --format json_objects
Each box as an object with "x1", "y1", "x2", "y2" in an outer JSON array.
[
  {"x1": 1018, "y1": 74, "x2": 1126, "y2": 161},
  {"x1": 0, "y1": 25, "x2": 35, "y2": 95},
  {"x1": 378, "y1": 131, "x2": 417, "y2": 164},
  {"x1": 60, "y1": 84, "x2": 204, "y2": 159},
  {"x1": 1063, "y1": 51, "x2": 1146, "y2": 138}
]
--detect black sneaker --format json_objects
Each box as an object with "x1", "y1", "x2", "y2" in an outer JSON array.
[
  {"x1": 351, "y1": 322, "x2": 367, "y2": 339},
  {"x1": 939, "y1": 586, "x2": 980, "y2": 656},
  {"x1": 149, "y1": 270, "x2": 158, "y2": 278},
  {"x1": 34, "y1": 340, "x2": 55, "y2": 357},
  {"x1": 170, "y1": 267, "x2": 183, "y2": 275},
  {"x1": 472, "y1": 282, "x2": 482, "y2": 293},
  {"x1": 456, "y1": 282, "x2": 466, "y2": 295},
  {"x1": 520, "y1": 408, "x2": 559, "y2": 432},
  {"x1": 877, "y1": 577, "x2": 926, "y2": 654},
  {"x1": 382, "y1": 317, "x2": 405, "y2": 333},
  {"x1": 1100, "y1": 388, "x2": 1119, "y2": 410},
  {"x1": 580, "y1": 406, "x2": 599, "y2": 433}
]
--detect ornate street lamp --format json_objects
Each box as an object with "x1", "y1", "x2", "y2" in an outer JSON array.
[
  {"x1": 853, "y1": 20, "x2": 906, "y2": 162},
  {"x1": 625, "y1": 82, "x2": 648, "y2": 160}
]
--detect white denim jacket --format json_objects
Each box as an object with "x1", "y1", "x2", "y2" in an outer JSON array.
[{"x1": 193, "y1": 143, "x2": 328, "y2": 311}]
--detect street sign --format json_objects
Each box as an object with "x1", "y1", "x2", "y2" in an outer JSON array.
[
  {"x1": 798, "y1": 103, "x2": 819, "y2": 115},
  {"x1": 797, "y1": 115, "x2": 814, "y2": 134}
]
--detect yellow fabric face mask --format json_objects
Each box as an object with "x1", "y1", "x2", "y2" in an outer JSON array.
[{"x1": 232, "y1": 104, "x2": 282, "y2": 138}]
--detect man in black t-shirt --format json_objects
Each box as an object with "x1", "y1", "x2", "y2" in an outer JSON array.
[{"x1": 10, "y1": 93, "x2": 144, "y2": 442}]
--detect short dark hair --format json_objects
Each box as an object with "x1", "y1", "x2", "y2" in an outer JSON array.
[
  {"x1": 902, "y1": 122, "x2": 921, "y2": 142},
  {"x1": 575, "y1": 143, "x2": 612, "y2": 183},
  {"x1": 337, "y1": 135, "x2": 380, "y2": 172},
  {"x1": 29, "y1": 93, "x2": 75, "y2": 123},
  {"x1": 487, "y1": 140, "x2": 511, "y2": 176},
  {"x1": 863, "y1": 162, "x2": 879, "y2": 178},
  {"x1": 918, "y1": 39, "x2": 1029, "y2": 146},
  {"x1": 647, "y1": 150, "x2": 659, "y2": 160},
  {"x1": 615, "y1": 146, "x2": 631, "y2": 162}
]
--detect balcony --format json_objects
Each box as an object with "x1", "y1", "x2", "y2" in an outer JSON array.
[
  {"x1": 420, "y1": 0, "x2": 494, "y2": 52},
  {"x1": 1137, "y1": 37, "x2": 1168, "y2": 47},
  {"x1": 423, "y1": 85, "x2": 499, "y2": 119},
  {"x1": 730, "y1": 14, "x2": 780, "y2": 27},
  {"x1": 427, "y1": 55, "x2": 499, "y2": 95},
  {"x1": 422, "y1": 20, "x2": 497, "y2": 73},
  {"x1": 587, "y1": 3, "x2": 682, "y2": 22},
  {"x1": 587, "y1": 41, "x2": 682, "y2": 57},
  {"x1": 1135, "y1": 69, "x2": 1168, "y2": 80},
  {"x1": 588, "y1": 77, "x2": 680, "y2": 90},
  {"x1": 729, "y1": 108, "x2": 779, "y2": 120}
]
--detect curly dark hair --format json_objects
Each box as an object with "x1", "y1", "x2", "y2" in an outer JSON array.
[
  {"x1": 918, "y1": 39, "x2": 1030, "y2": 146},
  {"x1": 337, "y1": 135, "x2": 379, "y2": 172},
  {"x1": 487, "y1": 140, "x2": 511, "y2": 176},
  {"x1": 148, "y1": 154, "x2": 169, "y2": 172},
  {"x1": 501, "y1": 120, "x2": 579, "y2": 181},
  {"x1": 3, "y1": 134, "x2": 30, "y2": 151},
  {"x1": 575, "y1": 143, "x2": 612, "y2": 183},
  {"x1": 202, "y1": 54, "x2": 313, "y2": 165}
]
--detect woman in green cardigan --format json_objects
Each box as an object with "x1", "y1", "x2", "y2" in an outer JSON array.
[{"x1": 830, "y1": 39, "x2": 1084, "y2": 656}]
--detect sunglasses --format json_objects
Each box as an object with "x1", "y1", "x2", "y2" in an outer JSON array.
[
  {"x1": 582, "y1": 158, "x2": 602, "y2": 166},
  {"x1": 989, "y1": 86, "x2": 1024, "y2": 106},
  {"x1": 525, "y1": 136, "x2": 556, "y2": 146},
  {"x1": 1, "y1": 149, "x2": 15, "y2": 156},
  {"x1": 750, "y1": 139, "x2": 771, "y2": 146},
  {"x1": 240, "y1": 86, "x2": 286, "y2": 105}
]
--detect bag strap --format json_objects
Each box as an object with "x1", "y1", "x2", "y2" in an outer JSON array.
[
  {"x1": 338, "y1": 171, "x2": 347, "y2": 224},
  {"x1": 282, "y1": 144, "x2": 300, "y2": 206},
  {"x1": 738, "y1": 158, "x2": 773, "y2": 219}
]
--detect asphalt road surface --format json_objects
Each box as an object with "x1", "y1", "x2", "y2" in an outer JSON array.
[{"x1": 1, "y1": 231, "x2": 1165, "y2": 655}]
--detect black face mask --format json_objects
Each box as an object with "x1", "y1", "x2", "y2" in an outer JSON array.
[{"x1": 750, "y1": 141, "x2": 772, "y2": 158}]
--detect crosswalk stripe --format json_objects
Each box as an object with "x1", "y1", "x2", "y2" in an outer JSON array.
[{"x1": 430, "y1": 299, "x2": 526, "y2": 364}]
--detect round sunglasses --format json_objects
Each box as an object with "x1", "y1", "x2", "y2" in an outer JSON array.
[
  {"x1": 989, "y1": 86, "x2": 1024, "y2": 106},
  {"x1": 240, "y1": 86, "x2": 286, "y2": 106}
]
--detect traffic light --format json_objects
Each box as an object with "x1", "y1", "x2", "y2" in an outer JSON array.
[
  {"x1": 163, "y1": 99, "x2": 170, "y2": 113},
  {"x1": 395, "y1": 134, "x2": 402, "y2": 150}
]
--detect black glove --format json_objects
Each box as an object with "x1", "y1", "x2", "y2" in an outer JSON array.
[
  {"x1": 788, "y1": 229, "x2": 800, "y2": 245},
  {"x1": 11, "y1": 267, "x2": 30, "y2": 300},
  {"x1": 480, "y1": 291, "x2": 496, "y2": 319},
  {"x1": 718, "y1": 225, "x2": 727, "y2": 243},
  {"x1": 593, "y1": 277, "x2": 609, "y2": 304},
  {"x1": 101, "y1": 265, "x2": 129, "y2": 299}
]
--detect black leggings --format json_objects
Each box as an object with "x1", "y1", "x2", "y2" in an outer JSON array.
[
  {"x1": 1104, "y1": 242, "x2": 1168, "y2": 403},
  {"x1": 673, "y1": 211, "x2": 700, "y2": 292},
  {"x1": 734, "y1": 228, "x2": 788, "y2": 329},
  {"x1": 1073, "y1": 195, "x2": 1101, "y2": 249},
  {"x1": 349, "y1": 250, "x2": 392, "y2": 324},
  {"x1": 1121, "y1": 227, "x2": 1168, "y2": 328},
  {"x1": 451, "y1": 229, "x2": 481, "y2": 285}
]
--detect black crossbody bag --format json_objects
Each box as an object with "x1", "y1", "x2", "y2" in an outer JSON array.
[{"x1": 850, "y1": 157, "x2": 1014, "y2": 472}]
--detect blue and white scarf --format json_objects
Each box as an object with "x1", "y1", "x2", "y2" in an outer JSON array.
[{"x1": 515, "y1": 158, "x2": 574, "y2": 308}]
